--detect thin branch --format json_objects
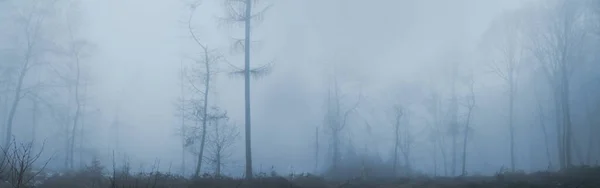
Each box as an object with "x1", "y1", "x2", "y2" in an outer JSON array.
[{"x1": 339, "y1": 93, "x2": 361, "y2": 131}]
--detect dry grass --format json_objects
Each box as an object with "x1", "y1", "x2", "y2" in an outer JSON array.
[
  {"x1": 24, "y1": 165, "x2": 600, "y2": 188},
  {"x1": 0, "y1": 141, "x2": 599, "y2": 188}
]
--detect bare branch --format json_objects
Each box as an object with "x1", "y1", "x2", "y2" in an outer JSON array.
[
  {"x1": 218, "y1": 0, "x2": 272, "y2": 27},
  {"x1": 187, "y1": 4, "x2": 208, "y2": 50},
  {"x1": 339, "y1": 93, "x2": 361, "y2": 131},
  {"x1": 228, "y1": 59, "x2": 274, "y2": 79}
]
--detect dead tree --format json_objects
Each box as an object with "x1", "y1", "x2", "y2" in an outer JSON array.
[
  {"x1": 391, "y1": 105, "x2": 404, "y2": 176},
  {"x1": 3, "y1": 0, "x2": 57, "y2": 150},
  {"x1": 62, "y1": 2, "x2": 92, "y2": 169},
  {"x1": 533, "y1": 82, "x2": 553, "y2": 168},
  {"x1": 424, "y1": 89, "x2": 447, "y2": 176},
  {"x1": 482, "y1": 12, "x2": 525, "y2": 172},
  {"x1": 583, "y1": 88, "x2": 599, "y2": 165},
  {"x1": 176, "y1": 59, "x2": 188, "y2": 175},
  {"x1": 527, "y1": 0, "x2": 588, "y2": 169},
  {"x1": 424, "y1": 88, "x2": 448, "y2": 176},
  {"x1": 398, "y1": 109, "x2": 413, "y2": 176},
  {"x1": 323, "y1": 75, "x2": 360, "y2": 172},
  {"x1": 186, "y1": 2, "x2": 223, "y2": 177},
  {"x1": 314, "y1": 126, "x2": 319, "y2": 174},
  {"x1": 449, "y1": 60, "x2": 459, "y2": 176},
  {"x1": 460, "y1": 73, "x2": 475, "y2": 176},
  {"x1": 0, "y1": 139, "x2": 51, "y2": 188},
  {"x1": 220, "y1": 0, "x2": 273, "y2": 179},
  {"x1": 205, "y1": 108, "x2": 238, "y2": 177}
]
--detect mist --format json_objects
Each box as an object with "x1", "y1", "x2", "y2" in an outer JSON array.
[{"x1": 1, "y1": 0, "x2": 599, "y2": 180}]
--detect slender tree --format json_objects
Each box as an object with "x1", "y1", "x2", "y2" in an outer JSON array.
[
  {"x1": 391, "y1": 105, "x2": 403, "y2": 176},
  {"x1": 63, "y1": 2, "x2": 92, "y2": 169},
  {"x1": 186, "y1": 3, "x2": 223, "y2": 177},
  {"x1": 424, "y1": 89, "x2": 447, "y2": 176},
  {"x1": 205, "y1": 108, "x2": 238, "y2": 177},
  {"x1": 314, "y1": 126, "x2": 319, "y2": 173},
  {"x1": 527, "y1": 0, "x2": 588, "y2": 169},
  {"x1": 221, "y1": 0, "x2": 273, "y2": 179},
  {"x1": 460, "y1": 73, "x2": 475, "y2": 176},
  {"x1": 533, "y1": 83, "x2": 553, "y2": 168},
  {"x1": 398, "y1": 109, "x2": 413, "y2": 176},
  {"x1": 449, "y1": 59, "x2": 459, "y2": 176},
  {"x1": 481, "y1": 10, "x2": 526, "y2": 171},
  {"x1": 323, "y1": 74, "x2": 360, "y2": 172},
  {"x1": 2, "y1": 0, "x2": 58, "y2": 150},
  {"x1": 176, "y1": 59, "x2": 188, "y2": 175}
]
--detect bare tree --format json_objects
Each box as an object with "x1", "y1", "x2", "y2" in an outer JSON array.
[
  {"x1": 460, "y1": 73, "x2": 475, "y2": 176},
  {"x1": 424, "y1": 89, "x2": 448, "y2": 176},
  {"x1": 314, "y1": 126, "x2": 319, "y2": 174},
  {"x1": 533, "y1": 81, "x2": 553, "y2": 168},
  {"x1": 398, "y1": 109, "x2": 413, "y2": 177},
  {"x1": 449, "y1": 60, "x2": 459, "y2": 176},
  {"x1": 527, "y1": 0, "x2": 588, "y2": 169},
  {"x1": 391, "y1": 105, "x2": 403, "y2": 176},
  {"x1": 205, "y1": 108, "x2": 238, "y2": 177},
  {"x1": 323, "y1": 74, "x2": 360, "y2": 173},
  {"x1": 481, "y1": 10, "x2": 526, "y2": 172},
  {"x1": 61, "y1": 0, "x2": 92, "y2": 169},
  {"x1": 175, "y1": 59, "x2": 188, "y2": 175},
  {"x1": 220, "y1": 0, "x2": 273, "y2": 179},
  {"x1": 2, "y1": 0, "x2": 58, "y2": 150},
  {"x1": 583, "y1": 87, "x2": 599, "y2": 165},
  {"x1": 0, "y1": 139, "x2": 51, "y2": 188},
  {"x1": 185, "y1": 2, "x2": 224, "y2": 178}
]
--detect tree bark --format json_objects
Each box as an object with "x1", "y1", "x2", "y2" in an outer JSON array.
[
  {"x1": 69, "y1": 51, "x2": 82, "y2": 169},
  {"x1": 461, "y1": 107, "x2": 473, "y2": 176},
  {"x1": 537, "y1": 101, "x2": 553, "y2": 168},
  {"x1": 560, "y1": 65, "x2": 573, "y2": 168},
  {"x1": 314, "y1": 126, "x2": 319, "y2": 173},
  {"x1": 194, "y1": 48, "x2": 211, "y2": 177},
  {"x1": 4, "y1": 61, "x2": 28, "y2": 150},
  {"x1": 243, "y1": 0, "x2": 254, "y2": 179},
  {"x1": 393, "y1": 119, "x2": 399, "y2": 177},
  {"x1": 508, "y1": 72, "x2": 516, "y2": 172}
]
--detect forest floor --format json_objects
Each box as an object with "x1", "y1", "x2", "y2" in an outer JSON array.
[{"x1": 24, "y1": 165, "x2": 600, "y2": 188}]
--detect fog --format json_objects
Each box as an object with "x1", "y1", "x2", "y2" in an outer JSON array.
[{"x1": 1, "y1": 0, "x2": 599, "y2": 178}]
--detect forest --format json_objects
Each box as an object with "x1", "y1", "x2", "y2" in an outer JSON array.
[{"x1": 1, "y1": 0, "x2": 600, "y2": 187}]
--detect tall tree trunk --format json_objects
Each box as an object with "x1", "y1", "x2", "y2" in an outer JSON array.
[
  {"x1": 461, "y1": 108, "x2": 472, "y2": 176},
  {"x1": 69, "y1": 56, "x2": 82, "y2": 169},
  {"x1": 314, "y1": 126, "x2": 319, "y2": 173},
  {"x1": 433, "y1": 141, "x2": 437, "y2": 176},
  {"x1": 216, "y1": 149, "x2": 221, "y2": 176},
  {"x1": 31, "y1": 99, "x2": 38, "y2": 148},
  {"x1": 4, "y1": 61, "x2": 29, "y2": 150},
  {"x1": 560, "y1": 67, "x2": 572, "y2": 168},
  {"x1": 508, "y1": 75, "x2": 516, "y2": 172},
  {"x1": 180, "y1": 64, "x2": 187, "y2": 175},
  {"x1": 243, "y1": 0, "x2": 254, "y2": 179},
  {"x1": 440, "y1": 138, "x2": 448, "y2": 176},
  {"x1": 585, "y1": 100, "x2": 594, "y2": 165},
  {"x1": 332, "y1": 129, "x2": 339, "y2": 170},
  {"x1": 402, "y1": 133, "x2": 411, "y2": 177},
  {"x1": 327, "y1": 75, "x2": 343, "y2": 172},
  {"x1": 194, "y1": 49, "x2": 211, "y2": 177},
  {"x1": 537, "y1": 102, "x2": 553, "y2": 168},
  {"x1": 393, "y1": 117, "x2": 399, "y2": 177},
  {"x1": 451, "y1": 134, "x2": 456, "y2": 176},
  {"x1": 215, "y1": 122, "x2": 221, "y2": 176},
  {"x1": 79, "y1": 83, "x2": 88, "y2": 168},
  {"x1": 450, "y1": 61, "x2": 458, "y2": 176},
  {"x1": 553, "y1": 85, "x2": 565, "y2": 169},
  {"x1": 65, "y1": 116, "x2": 71, "y2": 169}
]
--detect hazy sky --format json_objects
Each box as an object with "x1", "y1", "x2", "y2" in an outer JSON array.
[{"x1": 61, "y1": 0, "x2": 533, "y2": 175}]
